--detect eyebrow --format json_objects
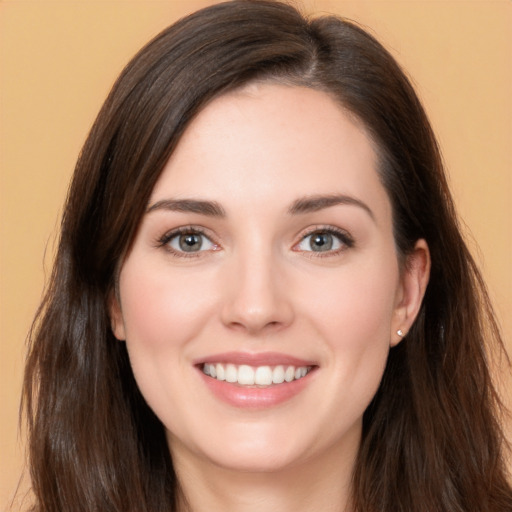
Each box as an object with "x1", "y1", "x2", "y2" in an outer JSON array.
[
  {"x1": 146, "y1": 199, "x2": 226, "y2": 217},
  {"x1": 288, "y1": 194, "x2": 375, "y2": 220},
  {"x1": 146, "y1": 194, "x2": 374, "y2": 220}
]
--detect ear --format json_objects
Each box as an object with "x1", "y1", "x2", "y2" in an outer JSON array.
[
  {"x1": 391, "y1": 239, "x2": 430, "y2": 346},
  {"x1": 108, "y1": 291, "x2": 126, "y2": 341}
]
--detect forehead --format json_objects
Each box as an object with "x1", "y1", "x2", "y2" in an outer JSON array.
[{"x1": 150, "y1": 84, "x2": 390, "y2": 222}]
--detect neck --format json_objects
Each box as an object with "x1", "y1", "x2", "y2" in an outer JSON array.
[{"x1": 171, "y1": 435, "x2": 358, "y2": 512}]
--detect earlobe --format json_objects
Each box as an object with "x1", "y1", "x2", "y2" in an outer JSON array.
[
  {"x1": 108, "y1": 292, "x2": 126, "y2": 341},
  {"x1": 391, "y1": 239, "x2": 431, "y2": 346}
]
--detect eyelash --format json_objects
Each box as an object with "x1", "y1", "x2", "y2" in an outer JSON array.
[
  {"x1": 156, "y1": 225, "x2": 355, "y2": 258},
  {"x1": 156, "y1": 226, "x2": 218, "y2": 258},
  {"x1": 293, "y1": 226, "x2": 355, "y2": 258}
]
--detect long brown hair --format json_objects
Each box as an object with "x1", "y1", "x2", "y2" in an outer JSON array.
[{"x1": 23, "y1": 1, "x2": 511, "y2": 510}]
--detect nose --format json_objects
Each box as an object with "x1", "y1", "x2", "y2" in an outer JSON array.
[{"x1": 220, "y1": 249, "x2": 295, "y2": 335}]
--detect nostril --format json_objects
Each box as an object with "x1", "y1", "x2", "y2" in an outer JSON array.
[{"x1": 224, "y1": 317, "x2": 290, "y2": 336}]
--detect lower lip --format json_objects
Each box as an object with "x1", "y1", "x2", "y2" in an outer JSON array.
[{"x1": 197, "y1": 368, "x2": 316, "y2": 409}]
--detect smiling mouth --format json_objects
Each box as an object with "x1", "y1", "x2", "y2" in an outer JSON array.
[{"x1": 201, "y1": 363, "x2": 313, "y2": 387}]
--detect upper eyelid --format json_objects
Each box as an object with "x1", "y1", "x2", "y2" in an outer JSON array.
[
  {"x1": 158, "y1": 225, "x2": 217, "y2": 246},
  {"x1": 160, "y1": 225, "x2": 211, "y2": 237},
  {"x1": 295, "y1": 225, "x2": 353, "y2": 241}
]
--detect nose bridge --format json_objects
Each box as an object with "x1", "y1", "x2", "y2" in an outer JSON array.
[{"x1": 221, "y1": 237, "x2": 293, "y2": 333}]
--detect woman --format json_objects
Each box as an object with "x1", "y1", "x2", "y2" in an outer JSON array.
[{"x1": 22, "y1": 1, "x2": 511, "y2": 511}]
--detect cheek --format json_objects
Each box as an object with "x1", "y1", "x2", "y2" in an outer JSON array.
[
  {"x1": 117, "y1": 261, "x2": 219, "y2": 422},
  {"x1": 119, "y1": 261, "x2": 217, "y2": 352},
  {"x1": 304, "y1": 256, "x2": 399, "y2": 342},
  {"x1": 300, "y1": 258, "x2": 399, "y2": 406}
]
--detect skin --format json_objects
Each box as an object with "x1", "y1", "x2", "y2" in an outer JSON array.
[{"x1": 111, "y1": 84, "x2": 430, "y2": 512}]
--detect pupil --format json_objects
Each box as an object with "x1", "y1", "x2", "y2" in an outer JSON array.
[
  {"x1": 311, "y1": 233, "x2": 333, "y2": 251},
  {"x1": 179, "y1": 234, "x2": 202, "y2": 252}
]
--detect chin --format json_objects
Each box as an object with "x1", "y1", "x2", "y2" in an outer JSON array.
[
  {"x1": 168, "y1": 420, "x2": 317, "y2": 473},
  {"x1": 168, "y1": 413, "x2": 361, "y2": 476},
  {"x1": 202, "y1": 443, "x2": 309, "y2": 474}
]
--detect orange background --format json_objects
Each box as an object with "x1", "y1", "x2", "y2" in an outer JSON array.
[{"x1": 1, "y1": 0, "x2": 511, "y2": 508}]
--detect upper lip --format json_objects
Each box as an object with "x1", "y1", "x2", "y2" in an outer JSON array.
[{"x1": 194, "y1": 351, "x2": 317, "y2": 367}]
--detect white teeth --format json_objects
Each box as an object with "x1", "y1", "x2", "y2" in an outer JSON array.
[
  {"x1": 216, "y1": 363, "x2": 225, "y2": 381},
  {"x1": 225, "y1": 364, "x2": 237, "y2": 383},
  {"x1": 255, "y1": 366, "x2": 273, "y2": 386},
  {"x1": 285, "y1": 366, "x2": 295, "y2": 382},
  {"x1": 202, "y1": 363, "x2": 312, "y2": 386},
  {"x1": 272, "y1": 365, "x2": 285, "y2": 384},
  {"x1": 238, "y1": 365, "x2": 255, "y2": 385}
]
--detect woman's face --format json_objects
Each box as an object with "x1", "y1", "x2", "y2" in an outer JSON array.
[{"x1": 111, "y1": 84, "x2": 427, "y2": 474}]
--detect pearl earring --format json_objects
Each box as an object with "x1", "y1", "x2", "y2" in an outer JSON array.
[{"x1": 397, "y1": 329, "x2": 404, "y2": 337}]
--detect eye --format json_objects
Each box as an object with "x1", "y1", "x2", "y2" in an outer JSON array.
[
  {"x1": 159, "y1": 228, "x2": 218, "y2": 255},
  {"x1": 295, "y1": 228, "x2": 354, "y2": 254}
]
